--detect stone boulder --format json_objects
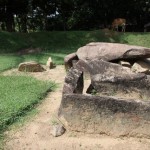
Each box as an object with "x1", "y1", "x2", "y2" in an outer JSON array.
[
  {"x1": 51, "y1": 124, "x2": 66, "y2": 137},
  {"x1": 64, "y1": 42, "x2": 150, "y2": 72},
  {"x1": 59, "y1": 94, "x2": 150, "y2": 137},
  {"x1": 59, "y1": 64, "x2": 150, "y2": 137},
  {"x1": 131, "y1": 60, "x2": 150, "y2": 74},
  {"x1": 18, "y1": 61, "x2": 46, "y2": 72},
  {"x1": 76, "y1": 59, "x2": 150, "y2": 99},
  {"x1": 64, "y1": 53, "x2": 78, "y2": 70},
  {"x1": 59, "y1": 42, "x2": 150, "y2": 138},
  {"x1": 77, "y1": 42, "x2": 150, "y2": 62}
]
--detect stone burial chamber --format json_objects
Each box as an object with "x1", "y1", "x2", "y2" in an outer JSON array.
[{"x1": 59, "y1": 42, "x2": 150, "y2": 138}]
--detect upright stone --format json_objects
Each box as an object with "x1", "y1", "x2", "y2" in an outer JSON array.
[{"x1": 46, "y1": 57, "x2": 55, "y2": 69}]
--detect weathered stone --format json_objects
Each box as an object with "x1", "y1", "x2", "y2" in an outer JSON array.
[
  {"x1": 119, "y1": 60, "x2": 131, "y2": 68},
  {"x1": 63, "y1": 67, "x2": 83, "y2": 94},
  {"x1": 18, "y1": 61, "x2": 46, "y2": 72},
  {"x1": 64, "y1": 53, "x2": 78, "y2": 71},
  {"x1": 59, "y1": 42, "x2": 150, "y2": 138},
  {"x1": 131, "y1": 60, "x2": 150, "y2": 74},
  {"x1": 77, "y1": 42, "x2": 150, "y2": 62},
  {"x1": 46, "y1": 57, "x2": 55, "y2": 69},
  {"x1": 51, "y1": 124, "x2": 66, "y2": 137},
  {"x1": 59, "y1": 94, "x2": 150, "y2": 138},
  {"x1": 80, "y1": 59, "x2": 150, "y2": 99}
]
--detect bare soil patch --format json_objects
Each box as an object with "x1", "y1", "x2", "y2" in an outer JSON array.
[{"x1": 3, "y1": 65, "x2": 150, "y2": 150}]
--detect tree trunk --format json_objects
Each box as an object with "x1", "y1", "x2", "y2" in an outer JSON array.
[
  {"x1": 20, "y1": 14, "x2": 27, "y2": 33},
  {"x1": 5, "y1": 13, "x2": 15, "y2": 32}
]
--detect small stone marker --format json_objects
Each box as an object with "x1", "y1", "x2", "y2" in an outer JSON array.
[
  {"x1": 46, "y1": 57, "x2": 54, "y2": 69},
  {"x1": 18, "y1": 61, "x2": 46, "y2": 72},
  {"x1": 51, "y1": 124, "x2": 66, "y2": 137}
]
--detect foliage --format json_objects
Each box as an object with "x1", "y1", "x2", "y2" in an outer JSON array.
[{"x1": 0, "y1": 0, "x2": 150, "y2": 32}]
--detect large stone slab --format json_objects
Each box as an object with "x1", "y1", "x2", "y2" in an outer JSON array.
[
  {"x1": 77, "y1": 42, "x2": 150, "y2": 61},
  {"x1": 60, "y1": 42, "x2": 150, "y2": 138},
  {"x1": 76, "y1": 59, "x2": 150, "y2": 99},
  {"x1": 62, "y1": 67, "x2": 83, "y2": 94},
  {"x1": 59, "y1": 94, "x2": 150, "y2": 138}
]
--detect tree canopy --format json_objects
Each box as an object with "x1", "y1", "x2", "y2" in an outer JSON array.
[{"x1": 0, "y1": 0, "x2": 150, "y2": 32}]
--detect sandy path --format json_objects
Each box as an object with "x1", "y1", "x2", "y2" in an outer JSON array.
[{"x1": 3, "y1": 66, "x2": 150, "y2": 150}]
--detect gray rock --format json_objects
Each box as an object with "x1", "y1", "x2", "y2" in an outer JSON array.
[
  {"x1": 59, "y1": 42, "x2": 150, "y2": 138},
  {"x1": 63, "y1": 67, "x2": 83, "y2": 94},
  {"x1": 77, "y1": 59, "x2": 150, "y2": 98},
  {"x1": 64, "y1": 53, "x2": 78, "y2": 71},
  {"x1": 77, "y1": 42, "x2": 150, "y2": 61},
  {"x1": 131, "y1": 60, "x2": 150, "y2": 74},
  {"x1": 51, "y1": 124, "x2": 66, "y2": 137},
  {"x1": 18, "y1": 61, "x2": 46, "y2": 72},
  {"x1": 59, "y1": 94, "x2": 150, "y2": 138}
]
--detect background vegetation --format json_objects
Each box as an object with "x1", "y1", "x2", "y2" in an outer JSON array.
[
  {"x1": 1, "y1": 30, "x2": 150, "y2": 72},
  {"x1": 0, "y1": 0, "x2": 150, "y2": 32}
]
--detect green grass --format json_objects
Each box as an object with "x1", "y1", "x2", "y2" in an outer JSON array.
[
  {"x1": 0, "y1": 75, "x2": 55, "y2": 132},
  {"x1": 1, "y1": 30, "x2": 150, "y2": 72},
  {"x1": 0, "y1": 55, "x2": 22, "y2": 72}
]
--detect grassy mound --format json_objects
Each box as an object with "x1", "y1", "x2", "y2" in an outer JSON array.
[{"x1": 1, "y1": 30, "x2": 150, "y2": 72}]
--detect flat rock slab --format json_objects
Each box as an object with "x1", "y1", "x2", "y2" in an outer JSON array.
[
  {"x1": 59, "y1": 94, "x2": 150, "y2": 138},
  {"x1": 18, "y1": 61, "x2": 46, "y2": 72},
  {"x1": 77, "y1": 59, "x2": 150, "y2": 98},
  {"x1": 77, "y1": 42, "x2": 150, "y2": 61}
]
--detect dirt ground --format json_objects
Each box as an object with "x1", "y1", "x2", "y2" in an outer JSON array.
[{"x1": 2, "y1": 65, "x2": 150, "y2": 150}]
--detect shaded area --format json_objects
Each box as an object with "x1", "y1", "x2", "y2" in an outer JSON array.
[{"x1": 1, "y1": 31, "x2": 150, "y2": 54}]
